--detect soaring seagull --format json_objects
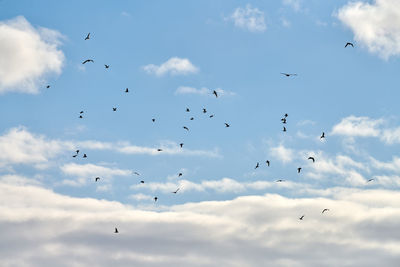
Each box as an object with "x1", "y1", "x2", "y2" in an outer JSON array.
[
  {"x1": 82, "y1": 59, "x2": 94, "y2": 64},
  {"x1": 345, "y1": 42, "x2": 354, "y2": 48},
  {"x1": 84, "y1": 33, "x2": 90, "y2": 40},
  {"x1": 308, "y1": 157, "x2": 315, "y2": 163}
]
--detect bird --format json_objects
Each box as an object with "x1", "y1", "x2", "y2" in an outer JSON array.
[
  {"x1": 186, "y1": 108, "x2": 190, "y2": 112},
  {"x1": 283, "y1": 126, "x2": 287, "y2": 132},
  {"x1": 113, "y1": 107, "x2": 117, "y2": 111},
  {"x1": 320, "y1": 132, "x2": 325, "y2": 139},
  {"x1": 157, "y1": 148, "x2": 163, "y2": 152},
  {"x1": 209, "y1": 115, "x2": 214, "y2": 118},
  {"x1": 225, "y1": 123, "x2": 230, "y2": 128},
  {"x1": 76, "y1": 150, "x2": 80, "y2": 154},
  {"x1": 297, "y1": 167, "x2": 302, "y2": 173},
  {"x1": 266, "y1": 160, "x2": 270, "y2": 166},
  {"x1": 172, "y1": 188, "x2": 180, "y2": 194},
  {"x1": 72, "y1": 154, "x2": 77, "y2": 158},
  {"x1": 308, "y1": 157, "x2": 315, "y2": 163},
  {"x1": 133, "y1": 172, "x2": 140, "y2": 176},
  {"x1": 190, "y1": 117, "x2": 194, "y2": 120},
  {"x1": 180, "y1": 143, "x2": 184, "y2": 148},
  {"x1": 255, "y1": 162, "x2": 259, "y2": 169},
  {"x1": 46, "y1": 85, "x2": 50, "y2": 89},
  {"x1": 276, "y1": 179, "x2": 284, "y2": 182},
  {"x1": 152, "y1": 118, "x2": 155, "y2": 122},
  {"x1": 299, "y1": 215, "x2": 305, "y2": 220},
  {"x1": 140, "y1": 180, "x2": 145, "y2": 183},
  {"x1": 79, "y1": 115, "x2": 83, "y2": 119},
  {"x1": 183, "y1": 126, "x2": 189, "y2": 131},
  {"x1": 95, "y1": 177, "x2": 100, "y2": 182},
  {"x1": 114, "y1": 227, "x2": 119, "y2": 233},
  {"x1": 284, "y1": 113, "x2": 288, "y2": 118},
  {"x1": 104, "y1": 64, "x2": 110, "y2": 69},
  {"x1": 82, "y1": 59, "x2": 94, "y2": 64},
  {"x1": 84, "y1": 33, "x2": 90, "y2": 40},
  {"x1": 178, "y1": 173, "x2": 183, "y2": 177},
  {"x1": 345, "y1": 42, "x2": 354, "y2": 48},
  {"x1": 367, "y1": 179, "x2": 374, "y2": 183},
  {"x1": 322, "y1": 209, "x2": 330, "y2": 214},
  {"x1": 281, "y1": 73, "x2": 297, "y2": 77},
  {"x1": 154, "y1": 197, "x2": 158, "y2": 202},
  {"x1": 281, "y1": 118, "x2": 287, "y2": 124},
  {"x1": 79, "y1": 111, "x2": 84, "y2": 114},
  {"x1": 125, "y1": 88, "x2": 129, "y2": 93},
  {"x1": 213, "y1": 90, "x2": 218, "y2": 98},
  {"x1": 203, "y1": 108, "x2": 207, "y2": 113},
  {"x1": 83, "y1": 154, "x2": 87, "y2": 158}
]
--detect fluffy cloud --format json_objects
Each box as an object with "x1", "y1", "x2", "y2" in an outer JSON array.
[
  {"x1": 269, "y1": 144, "x2": 294, "y2": 163},
  {"x1": 175, "y1": 86, "x2": 236, "y2": 97},
  {"x1": 142, "y1": 57, "x2": 198, "y2": 76},
  {"x1": 337, "y1": 0, "x2": 400, "y2": 59},
  {"x1": 229, "y1": 5, "x2": 266, "y2": 32},
  {"x1": 331, "y1": 116, "x2": 383, "y2": 137},
  {"x1": 0, "y1": 16, "x2": 64, "y2": 93},
  {"x1": 2, "y1": 180, "x2": 400, "y2": 266}
]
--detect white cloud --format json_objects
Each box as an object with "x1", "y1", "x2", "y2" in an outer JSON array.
[
  {"x1": 337, "y1": 0, "x2": 400, "y2": 59},
  {"x1": 129, "y1": 193, "x2": 153, "y2": 201},
  {"x1": 230, "y1": 5, "x2": 266, "y2": 32},
  {"x1": 175, "y1": 86, "x2": 235, "y2": 97},
  {"x1": 331, "y1": 116, "x2": 384, "y2": 137},
  {"x1": 381, "y1": 127, "x2": 400, "y2": 144},
  {"x1": 142, "y1": 57, "x2": 198, "y2": 76},
  {"x1": 0, "y1": 16, "x2": 64, "y2": 94},
  {"x1": 269, "y1": 144, "x2": 294, "y2": 163},
  {"x1": 283, "y1": 0, "x2": 302, "y2": 12},
  {"x1": 3, "y1": 181, "x2": 400, "y2": 266}
]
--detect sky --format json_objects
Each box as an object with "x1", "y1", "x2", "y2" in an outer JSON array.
[{"x1": 2, "y1": 0, "x2": 400, "y2": 266}]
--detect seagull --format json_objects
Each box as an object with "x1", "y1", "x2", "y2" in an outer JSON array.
[
  {"x1": 190, "y1": 117, "x2": 194, "y2": 120},
  {"x1": 284, "y1": 113, "x2": 288, "y2": 118},
  {"x1": 281, "y1": 73, "x2": 297, "y2": 77},
  {"x1": 299, "y1": 215, "x2": 305, "y2": 220},
  {"x1": 76, "y1": 150, "x2": 80, "y2": 154},
  {"x1": 84, "y1": 33, "x2": 90, "y2": 40},
  {"x1": 154, "y1": 197, "x2": 158, "y2": 202},
  {"x1": 46, "y1": 85, "x2": 50, "y2": 89},
  {"x1": 367, "y1": 179, "x2": 374, "y2": 183},
  {"x1": 297, "y1": 167, "x2": 302, "y2": 173},
  {"x1": 140, "y1": 180, "x2": 145, "y2": 183},
  {"x1": 82, "y1": 59, "x2": 94, "y2": 64},
  {"x1": 83, "y1": 154, "x2": 87, "y2": 158},
  {"x1": 186, "y1": 108, "x2": 190, "y2": 112},
  {"x1": 79, "y1": 115, "x2": 83, "y2": 119},
  {"x1": 209, "y1": 115, "x2": 214, "y2": 118},
  {"x1": 104, "y1": 64, "x2": 110, "y2": 69},
  {"x1": 125, "y1": 88, "x2": 129, "y2": 93},
  {"x1": 183, "y1": 126, "x2": 189, "y2": 131},
  {"x1": 113, "y1": 107, "x2": 117, "y2": 112},
  {"x1": 320, "y1": 132, "x2": 325, "y2": 139},
  {"x1": 152, "y1": 118, "x2": 155, "y2": 122},
  {"x1": 133, "y1": 172, "x2": 140, "y2": 176},
  {"x1": 266, "y1": 160, "x2": 270, "y2": 166},
  {"x1": 255, "y1": 162, "x2": 260, "y2": 169},
  {"x1": 283, "y1": 126, "x2": 287, "y2": 132},
  {"x1": 225, "y1": 123, "x2": 230, "y2": 128},
  {"x1": 213, "y1": 90, "x2": 218, "y2": 98},
  {"x1": 281, "y1": 118, "x2": 287, "y2": 124},
  {"x1": 80, "y1": 111, "x2": 84, "y2": 114},
  {"x1": 322, "y1": 209, "x2": 330, "y2": 214},
  {"x1": 178, "y1": 173, "x2": 183, "y2": 177},
  {"x1": 203, "y1": 108, "x2": 207, "y2": 113},
  {"x1": 180, "y1": 143, "x2": 184, "y2": 148},
  {"x1": 172, "y1": 188, "x2": 180, "y2": 194},
  {"x1": 114, "y1": 227, "x2": 119, "y2": 233},
  {"x1": 308, "y1": 157, "x2": 315, "y2": 163},
  {"x1": 276, "y1": 179, "x2": 284, "y2": 182},
  {"x1": 95, "y1": 177, "x2": 100, "y2": 182},
  {"x1": 72, "y1": 154, "x2": 77, "y2": 158},
  {"x1": 157, "y1": 148, "x2": 163, "y2": 152},
  {"x1": 345, "y1": 42, "x2": 354, "y2": 48}
]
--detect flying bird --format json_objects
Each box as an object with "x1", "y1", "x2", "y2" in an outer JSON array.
[
  {"x1": 281, "y1": 73, "x2": 297, "y2": 77},
  {"x1": 125, "y1": 88, "x2": 129, "y2": 93},
  {"x1": 157, "y1": 148, "x2": 163, "y2": 152},
  {"x1": 76, "y1": 150, "x2": 80, "y2": 154},
  {"x1": 299, "y1": 215, "x2": 305, "y2": 220},
  {"x1": 79, "y1": 115, "x2": 83, "y2": 119},
  {"x1": 154, "y1": 197, "x2": 158, "y2": 202},
  {"x1": 283, "y1": 126, "x2": 287, "y2": 132},
  {"x1": 140, "y1": 180, "x2": 144, "y2": 183},
  {"x1": 95, "y1": 177, "x2": 100, "y2": 182},
  {"x1": 255, "y1": 162, "x2": 259, "y2": 169},
  {"x1": 183, "y1": 126, "x2": 189, "y2": 131},
  {"x1": 186, "y1": 108, "x2": 190, "y2": 112},
  {"x1": 345, "y1": 42, "x2": 354, "y2": 48},
  {"x1": 72, "y1": 154, "x2": 77, "y2": 158},
  {"x1": 320, "y1": 132, "x2": 325, "y2": 139},
  {"x1": 85, "y1": 33, "x2": 90, "y2": 40},
  {"x1": 114, "y1": 228, "x2": 119, "y2": 233},
  {"x1": 113, "y1": 107, "x2": 117, "y2": 111},
  {"x1": 172, "y1": 188, "x2": 180, "y2": 194},
  {"x1": 322, "y1": 209, "x2": 330, "y2": 214},
  {"x1": 104, "y1": 64, "x2": 110, "y2": 69},
  {"x1": 225, "y1": 123, "x2": 230, "y2": 128},
  {"x1": 83, "y1": 154, "x2": 87, "y2": 158},
  {"x1": 209, "y1": 115, "x2": 214, "y2": 118},
  {"x1": 297, "y1": 167, "x2": 302, "y2": 173},
  {"x1": 46, "y1": 85, "x2": 50, "y2": 89},
  {"x1": 367, "y1": 179, "x2": 374, "y2": 183},
  {"x1": 284, "y1": 113, "x2": 288, "y2": 118},
  {"x1": 178, "y1": 173, "x2": 183, "y2": 177},
  {"x1": 152, "y1": 118, "x2": 155, "y2": 122},
  {"x1": 133, "y1": 172, "x2": 140, "y2": 176},
  {"x1": 213, "y1": 90, "x2": 218, "y2": 98},
  {"x1": 82, "y1": 59, "x2": 94, "y2": 64},
  {"x1": 190, "y1": 117, "x2": 194, "y2": 120},
  {"x1": 203, "y1": 108, "x2": 207, "y2": 113},
  {"x1": 281, "y1": 118, "x2": 287, "y2": 124},
  {"x1": 266, "y1": 160, "x2": 270, "y2": 166},
  {"x1": 80, "y1": 111, "x2": 84, "y2": 114},
  {"x1": 276, "y1": 179, "x2": 284, "y2": 182},
  {"x1": 180, "y1": 143, "x2": 184, "y2": 148},
  {"x1": 308, "y1": 157, "x2": 315, "y2": 163}
]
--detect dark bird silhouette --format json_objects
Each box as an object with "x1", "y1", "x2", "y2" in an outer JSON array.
[
  {"x1": 281, "y1": 118, "x2": 287, "y2": 124},
  {"x1": 213, "y1": 90, "x2": 218, "y2": 98},
  {"x1": 125, "y1": 88, "x2": 129, "y2": 93},
  {"x1": 80, "y1": 111, "x2": 84, "y2": 114},
  {"x1": 186, "y1": 108, "x2": 190, "y2": 112},
  {"x1": 83, "y1": 154, "x2": 87, "y2": 158},
  {"x1": 178, "y1": 173, "x2": 183, "y2": 177},
  {"x1": 114, "y1": 227, "x2": 118, "y2": 233},
  {"x1": 113, "y1": 107, "x2": 117, "y2": 111},
  {"x1": 76, "y1": 150, "x2": 80, "y2": 154},
  {"x1": 367, "y1": 179, "x2": 374, "y2": 183},
  {"x1": 154, "y1": 197, "x2": 158, "y2": 202},
  {"x1": 72, "y1": 154, "x2": 77, "y2": 158},
  {"x1": 255, "y1": 162, "x2": 260, "y2": 169},
  {"x1": 152, "y1": 118, "x2": 155, "y2": 122},
  {"x1": 281, "y1": 73, "x2": 297, "y2": 77},
  {"x1": 104, "y1": 64, "x2": 110, "y2": 69},
  {"x1": 79, "y1": 115, "x2": 83, "y2": 119},
  {"x1": 82, "y1": 59, "x2": 94, "y2": 64},
  {"x1": 284, "y1": 113, "x2": 288, "y2": 118},
  {"x1": 266, "y1": 160, "x2": 270, "y2": 166},
  {"x1": 345, "y1": 42, "x2": 354, "y2": 48},
  {"x1": 308, "y1": 157, "x2": 315, "y2": 163},
  {"x1": 180, "y1": 143, "x2": 184, "y2": 148},
  {"x1": 297, "y1": 167, "x2": 302, "y2": 173},
  {"x1": 46, "y1": 85, "x2": 50, "y2": 89},
  {"x1": 320, "y1": 132, "x2": 325, "y2": 139},
  {"x1": 190, "y1": 117, "x2": 194, "y2": 120},
  {"x1": 183, "y1": 126, "x2": 189, "y2": 131},
  {"x1": 322, "y1": 209, "x2": 330, "y2": 214},
  {"x1": 203, "y1": 108, "x2": 207, "y2": 113},
  {"x1": 85, "y1": 33, "x2": 90, "y2": 40},
  {"x1": 283, "y1": 126, "x2": 287, "y2": 132},
  {"x1": 172, "y1": 188, "x2": 180, "y2": 194},
  {"x1": 225, "y1": 123, "x2": 230, "y2": 128},
  {"x1": 157, "y1": 148, "x2": 163, "y2": 152},
  {"x1": 209, "y1": 115, "x2": 214, "y2": 118},
  {"x1": 140, "y1": 180, "x2": 144, "y2": 183},
  {"x1": 276, "y1": 179, "x2": 284, "y2": 182},
  {"x1": 133, "y1": 172, "x2": 140, "y2": 176},
  {"x1": 299, "y1": 215, "x2": 305, "y2": 220},
  {"x1": 95, "y1": 177, "x2": 100, "y2": 182}
]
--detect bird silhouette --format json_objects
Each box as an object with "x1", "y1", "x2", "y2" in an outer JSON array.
[
  {"x1": 297, "y1": 167, "x2": 302, "y2": 173},
  {"x1": 125, "y1": 88, "x2": 129, "y2": 93},
  {"x1": 113, "y1": 107, "x2": 117, "y2": 111},
  {"x1": 157, "y1": 148, "x2": 163, "y2": 152},
  {"x1": 299, "y1": 215, "x2": 305, "y2": 220},
  {"x1": 133, "y1": 172, "x2": 140, "y2": 176},
  {"x1": 322, "y1": 209, "x2": 330, "y2": 214},
  {"x1": 95, "y1": 177, "x2": 100, "y2": 182},
  {"x1": 281, "y1": 73, "x2": 297, "y2": 77},
  {"x1": 114, "y1": 227, "x2": 118, "y2": 233},
  {"x1": 84, "y1": 33, "x2": 90, "y2": 40},
  {"x1": 345, "y1": 42, "x2": 354, "y2": 48},
  {"x1": 72, "y1": 154, "x2": 77, "y2": 158},
  {"x1": 79, "y1": 115, "x2": 83, "y2": 119},
  {"x1": 180, "y1": 143, "x2": 184, "y2": 148},
  {"x1": 225, "y1": 123, "x2": 230, "y2": 128},
  {"x1": 320, "y1": 132, "x2": 325, "y2": 139},
  {"x1": 190, "y1": 117, "x2": 194, "y2": 120},
  {"x1": 82, "y1": 59, "x2": 94, "y2": 64},
  {"x1": 46, "y1": 85, "x2": 50, "y2": 89},
  {"x1": 152, "y1": 118, "x2": 155, "y2": 122},
  {"x1": 104, "y1": 64, "x2": 110, "y2": 69},
  {"x1": 186, "y1": 108, "x2": 190, "y2": 112},
  {"x1": 83, "y1": 154, "x2": 87, "y2": 158},
  {"x1": 154, "y1": 197, "x2": 158, "y2": 202},
  {"x1": 255, "y1": 162, "x2": 259, "y2": 169},
  {"x1": 367, "y1": 179, "x2": 374, "y2": 183},
  {"x1": 276, "y1": 179, "x2": 284, "y2": 182},
  {"x1": 308, "y1": 157, "x2": 315, "y2": 163},
  {"x1": 266, "y1": 160, "x2": 270, "y2": 166},
  {"x1": 80, "y1": 111, "x2": 84, "y2": 114},
  {"x1": 284, "y1": 113, "x2": 288, "y2": 118},
  {"x1": 178, "y1": 173, "x2": 183, "y2": 177},
  {"x1": 140, "y1": 180, "x2": 145, "y2": 183},
  {"x1": 172, "y1": 188, "x2": 180, "y2": 194},
  {"x1": 283, "y1": 126, "x2": 287, "y2": 132},
  {"x1": 76, "y1": 150, "x2": 80, "y2": 154},
  {"x1": 183, "y1": 126, "x2": 189, "y2": 131},
  {"x1": 203, "y1": 108, "x2": 207, "y2": 113},
  {"x1": 281, "y1": 118, "x2": 287, "y2": 124},
  {"x1": 213, "y1": 90, "x2": 218, "y2": 98},
  {"x1": 209, "y1": 115, "x2": 214, "y2": 118}
]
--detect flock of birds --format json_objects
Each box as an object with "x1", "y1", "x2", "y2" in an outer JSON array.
[{"x1": 48, "y1": 35, "x2": 359, "y2": 233}]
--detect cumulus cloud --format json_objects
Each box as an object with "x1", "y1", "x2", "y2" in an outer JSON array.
[
  {"x1": 337, "y1": 0, "x2": 400, "y2": 59},
  {"x1": 0, "y1": 16, "x2": 64, "y2": 93},
  {"x1": 229, "y1": 5, "x2": 266, "y2": 32},
  {"x1": 175, "y1": 86, "x2": 236, "y2": 97},
  {"x1": 2, "y1": 181, "x2": 400, "y2": 266},
  {"x1": 331, "y1": 116, "x2": 384, "y2": 137},
  {"x1": 269, "y1": 144, "x2": 294, "y2": 163},
  {"x1": 142, "y1": 57, "x2": 198, "y2": 76}
]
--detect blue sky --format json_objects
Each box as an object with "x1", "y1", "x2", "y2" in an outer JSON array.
[{"x1": 2, "y1": 1, "x2": 400, "y2": 266}]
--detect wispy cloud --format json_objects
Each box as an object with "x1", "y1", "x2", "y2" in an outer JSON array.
[
  {"x1": 269, "y1": 144, "x2": 295, "y2": 163},
  {"x1": 142, "y1": 57, "x2": 199, "y2": 76},
  {"x1": 229, "y1": 5, "x2": 266, "y2": 32},
  {"x1": 175, "y1": 86, "x2": 236, "y2": 97},
  {"x1": 283, "y1": 0, "x2": 302, "y2": 12}
]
